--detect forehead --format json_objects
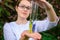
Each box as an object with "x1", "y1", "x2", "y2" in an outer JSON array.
[{"x1": 19, "y1": 0, "x2": 32, "y2": 7}]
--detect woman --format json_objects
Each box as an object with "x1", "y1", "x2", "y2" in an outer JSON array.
[{"x1": 3, "y1": 0, "x2": 59, "y2": 40}]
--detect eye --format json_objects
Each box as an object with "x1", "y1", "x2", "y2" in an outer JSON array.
[
  {"x1": 19, "y1": 5, "x2": 32, "y2": 10},
  {"x1": 26, "y1": 7, "x2": 30, "y2": 10},
  {"x1": 26, "y1": 6, "x2": 32, "y2": 10},
  {"x1": 19, "y1": 5, "x2": 25, "y2": 8}
]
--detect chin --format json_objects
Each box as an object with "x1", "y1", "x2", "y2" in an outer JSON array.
[
  {"x1": 20, "y1": 14, "x2": 28, "y2": 19},
  {"x1": 21, "y1": 16, "x2": 27, "y2": 19}
]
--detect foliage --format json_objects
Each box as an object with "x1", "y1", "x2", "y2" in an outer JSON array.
[{"x1": 0, "y1": 0, "x2": 60, "y2": 40}]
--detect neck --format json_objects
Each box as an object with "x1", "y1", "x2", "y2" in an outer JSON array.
[{"x1": 16, "y1": 17, "x2": 27, "y2": 24}]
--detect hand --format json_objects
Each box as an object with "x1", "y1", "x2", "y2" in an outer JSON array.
[
  {"x1": 33, "y1": 0, "x2": 53, "y2": 10},
  {"x1": 20, "y1": 30, "x2": 42, "y2": 40}
]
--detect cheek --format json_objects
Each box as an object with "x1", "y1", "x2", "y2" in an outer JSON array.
[
  {"x1": 17, "y1": 7, "x2": 23, "y2": 13},
  {"x1": 29, "y1": 10, "x2": 32, "y2": 14},
  {"x1": 28, "y1": 10, "x2": 31, "y2": 16},
  {"x1": 25, "y1": 11, "x2": 31, "y2": 18},
  {"x1": 16, "y1": 8, "x2": 23, "y2": 16}
]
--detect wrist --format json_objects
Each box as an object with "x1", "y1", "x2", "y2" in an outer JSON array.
[
  {"x1": 45, "y1": 5, "x2": 53, "y2": 11},
  {"x1": 45, "y1": 2, "x2": 53, "y2": 10}
]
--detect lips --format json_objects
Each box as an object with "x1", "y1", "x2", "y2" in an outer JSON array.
[{"x1": 23, "y1": 12, "x2": 27, "y2": 15}]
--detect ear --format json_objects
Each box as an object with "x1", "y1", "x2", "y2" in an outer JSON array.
[{"x1": 15, "y1": 6, "x2": 18, "y2": 11}]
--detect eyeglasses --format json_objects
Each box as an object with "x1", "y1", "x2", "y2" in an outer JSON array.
[{"x1": 19, "y1": 5, "x2": 32, "y2": 10}]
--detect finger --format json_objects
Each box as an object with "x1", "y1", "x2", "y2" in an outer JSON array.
[
  {"x1": 34, "y1": 38, "x2": 38, "y2": 40},
  {"x1": 39, "y1": 2, "x2": 45, "y2": 8},
  {"x1": 34, "y1": 0, "x2": 46, "y2": 3},
  {"x1": 34, "y1": 0, "x2": 47, "y2": 9},
  {"x1": 40, "y1": 1, "x2": 52, "y2": 9},
  {"x1": 40, "y1": 0, "x2": 46, "y2": 2},
  {"x1": 37, "y1": 0, "x2": 52, "y2": 9},
  {"x1": 29, "y1": 33, "x2": 39, "y2": 39},
  {"x1": 35, "y1": 33, "x2": 42, "y2": 39},
  {"x1": 21, "y1": 30, "x2": 29, "y2": 37},
  {"x1": 30, "y1": 34, "x2": 37, "y2": 39},
  {"x1": 31, "y1": 34, "x2": 40, "y2": 39}
]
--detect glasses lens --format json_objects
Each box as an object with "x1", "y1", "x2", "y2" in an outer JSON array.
[{"x1": 19, "y1": 5, "x2": 32, "y2": 10}]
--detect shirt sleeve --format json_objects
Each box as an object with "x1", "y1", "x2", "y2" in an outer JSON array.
[
  {"x1": 35, "y1": 17, "x2": 59, "y2": 32},
  {"x1": 3, "y1": 23, "x2": 16, "y2": 40}
]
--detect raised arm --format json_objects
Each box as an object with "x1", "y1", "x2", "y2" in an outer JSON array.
[
  {"x1": 33, "y1": 0, "x2": 59, "y2": 32},
  {"x1": 34, "y1": 0, "x2": 59, "y2": 22}
]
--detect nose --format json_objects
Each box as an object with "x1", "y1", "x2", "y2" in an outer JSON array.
[
  {"x1": 24, "y1": 8, "x2": 28, "y2": 12},
  {"x1": 24, "y1": 7, "x2": 28, "y2": 10}
]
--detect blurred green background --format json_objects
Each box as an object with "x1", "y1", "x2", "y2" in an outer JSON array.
[{"x1": 0, "y1": 0, "x2": 60, "y2": 40}]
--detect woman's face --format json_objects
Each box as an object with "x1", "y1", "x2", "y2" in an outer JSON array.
[{"x1": 16, "y1": 0, "x2": 32, "y2": 19}]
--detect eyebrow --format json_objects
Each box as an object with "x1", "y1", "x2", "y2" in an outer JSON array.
[{"x1": 19, "y1": 4, "x2": 32, "y2": 8}]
